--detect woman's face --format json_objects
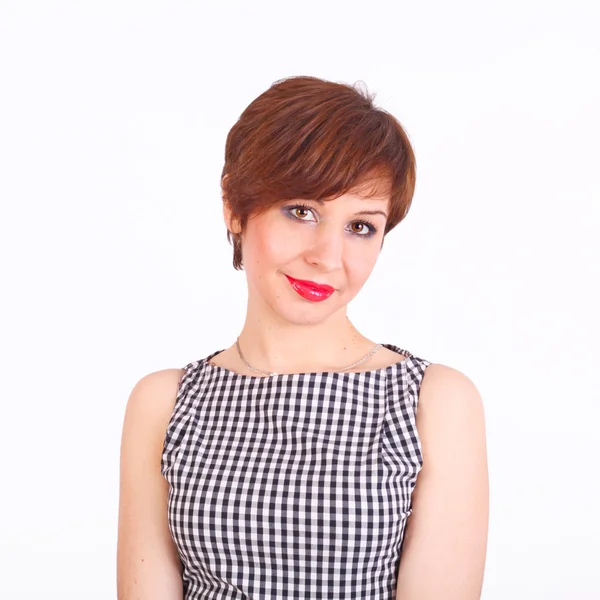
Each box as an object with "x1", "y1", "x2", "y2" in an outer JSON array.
[{"x1": 235, "y1": 191, "x2": 390, "y2": 325}]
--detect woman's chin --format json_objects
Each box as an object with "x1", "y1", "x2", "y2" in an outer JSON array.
[{"x1": 271, "y1": 297, "x2": 346, "y2": 326}]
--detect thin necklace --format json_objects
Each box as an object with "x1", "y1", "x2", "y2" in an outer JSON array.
[{"x1": 235, "y1": 337, "x2": 383, "y2": 377}]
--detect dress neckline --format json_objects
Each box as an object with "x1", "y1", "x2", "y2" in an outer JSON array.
[{"x1": 202, "y1": 343, "x2": 415, "y2": 381}]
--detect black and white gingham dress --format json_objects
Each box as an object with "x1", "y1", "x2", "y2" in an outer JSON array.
[{"x1": 161, "y1": 343, "x2": 432, "y2": 599}]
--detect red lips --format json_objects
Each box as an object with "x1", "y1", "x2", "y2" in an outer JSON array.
[{"x1": 285, "y1": 275, "x2": 335, "y2": 302}]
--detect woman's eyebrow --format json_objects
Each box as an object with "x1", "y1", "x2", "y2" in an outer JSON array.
[
  {"x1": 354, "y1": 209, "x2": 388, "y2": 219},
  {"x1": 311, "y1": 199, "x2": 388, "y2": 219}
]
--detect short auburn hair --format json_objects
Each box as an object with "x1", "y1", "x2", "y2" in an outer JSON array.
[{"x1": 221, "y1": 75, "x2": 416, "y2": 270}]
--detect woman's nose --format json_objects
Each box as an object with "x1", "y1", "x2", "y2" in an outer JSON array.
[{"x1": 303, "y1": 227, "x2": 344, "y2": 271}]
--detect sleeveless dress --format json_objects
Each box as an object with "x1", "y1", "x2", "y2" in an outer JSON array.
[{"x1": 161, "y1": 343, "x2": 432, "y2": 600}]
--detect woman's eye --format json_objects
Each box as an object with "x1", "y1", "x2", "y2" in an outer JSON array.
[
  {"x1": 349, "y1": 222, "x2": 375, "y2": 236},
  {"x1": 284, "y1": 205, "x2": 376, "y2": 237},
  {"x1": 289, "y1": 206, "x2": 315, "y2": 221}
]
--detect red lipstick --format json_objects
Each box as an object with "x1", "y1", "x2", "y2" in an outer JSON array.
[{"x1": 285, "y1": 275, "x2": 335, "y2": 302}]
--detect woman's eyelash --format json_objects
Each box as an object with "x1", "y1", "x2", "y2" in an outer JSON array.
[
  {"x1": 283, "y1": 203, "x2": 378, "y2": 237},
  {"x1": 353, "y1": 218, "x2": 377, "y2": 236},
  {"x1": 285, "y1": 203, "x2": 315, "y2": 219}
]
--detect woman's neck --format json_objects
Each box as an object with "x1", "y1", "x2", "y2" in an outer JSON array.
[{"x1": 236, "y1": 312, "x2": 376, "y2": 374}]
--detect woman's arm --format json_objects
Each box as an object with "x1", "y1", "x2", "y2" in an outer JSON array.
[
  {"x1": 117, "y1": 369, "x2": 185, "y2": 600},
  {"x1": 396, "y1": 364, "x2": 489, "y2": 600}
]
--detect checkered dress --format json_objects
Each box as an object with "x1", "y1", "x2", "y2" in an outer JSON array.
[{"x1": 161, "y1": 343, "x2": 432, "y2": 599}]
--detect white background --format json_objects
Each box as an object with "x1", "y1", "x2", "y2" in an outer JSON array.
[{"x1": 1, "y1": 1, "x2": 598, "y2": 598}]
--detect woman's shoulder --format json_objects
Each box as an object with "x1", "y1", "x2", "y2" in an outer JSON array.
[
  {"x1": 122, "y1": 368, "x2": 186, "y2": 445},
  {"x1": 419, "y1": 363, "x2": 480, "y2": 401},
  {"x1": 416, "y1": 362, "x2": 485, "y2": 436}
]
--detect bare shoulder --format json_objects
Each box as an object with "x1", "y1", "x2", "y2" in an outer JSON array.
[
  {"x1": 416, "y1": 362, "x2": 487, "y2": 466},
  {"x1": 419, "y1": 362, "x2": 484, "y2": 417},
  {"x1": 128, "y1": 368, "x2": 184, "y2": 406},
  {"x1": 120, "y1": 368, "x2": 186, "y2": 463},
  {"x1": 118, "y1": 368, "x2": 186, "y2": 599},
  {"x1": 395, "y1": 362, "x2": 488, "y2": 598},
  {"x1": 123, "y1": 368, "x2": 185, "y2": 436}
]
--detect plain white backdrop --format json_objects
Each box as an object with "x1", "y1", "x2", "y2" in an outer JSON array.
[{"x1": 1, "y1": 1, "x2": 598, "y2": 598}]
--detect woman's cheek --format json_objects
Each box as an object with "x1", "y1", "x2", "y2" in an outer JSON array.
[{"x1": 349, "y1": 246, "x2": 380, "y2": 279}]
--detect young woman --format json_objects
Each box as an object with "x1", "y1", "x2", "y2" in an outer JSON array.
[{"x1": 117, "y1": 76, "x2": 489, "y2": 600}]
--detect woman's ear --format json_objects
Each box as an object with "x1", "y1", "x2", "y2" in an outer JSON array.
[
  {"x1": 222, "y1": 199, "x2": 242, "y2": 235},
  {"x1": 221, "y1": 174, "x2": 242, "y2": 235}
]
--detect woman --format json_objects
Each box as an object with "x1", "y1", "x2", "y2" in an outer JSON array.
[{"x1": 117, "y1": 75, "x2": 489, "y2": 599}]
